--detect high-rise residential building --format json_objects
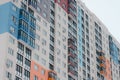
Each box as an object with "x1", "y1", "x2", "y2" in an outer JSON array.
[{"x1": 0, "y1": 0, "x2": 120, "y2": 80}]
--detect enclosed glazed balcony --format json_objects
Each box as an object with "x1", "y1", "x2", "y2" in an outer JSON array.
[
  {"x1": 68, "y1": 0, "x2": 77, "y2": 21},
  {"x1": 28, "y1": 0, "x2": 37, "y2": 9},
  {"x1": 100, "y1": 63, "x2": 106, "y2": 68},
  {"x1": 48, "y1": 71, "x2": 57, "y2": 80},
  {"x1": 99, "y1": 56, "x2": 106, "y2": 61},
  {"x1": 68, "y1": 38, "x2": 77, "y2": 50},
  {"x1": 68, "y1": 48, "x2": 77, "y2": 58},
  {"x1": 19, "y1": 9, "x2": 29, "y2": 21},
  {"x1": 100, "y1": 70, "x2": 106, "y2": 75}
]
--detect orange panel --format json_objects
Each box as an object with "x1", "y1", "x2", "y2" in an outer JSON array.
[
  {"x1": 30, "y1": 61, "x2": 57, "y2": 80},
  {"x1": 30, "y1": 61, "x2": 49, "y2": 80},
  {"x1": 104, "y1": 59, "x2": 112, "y2": 80}
]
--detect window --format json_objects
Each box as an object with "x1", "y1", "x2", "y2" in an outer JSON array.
[
  {"x1": 6, "y1": 59, "x2": 13, "y2": 68},
  {"x1": 36, "y1": 24, "x2": 40, "y2": 31},
  {"x1": 49, "y1": 54, "x2": 54, "y2": 61},
  {"x1": 21, "y1": 2, "x2": 27, "y2": 10},
  {"x1": 9, "y1": 26, "x2": 15, "y2": 34},
  {"x1": 11, "y1": 15, "x2": 17, "y2": 25},
  {"x1": 18, "y1": 30, "x2": 28, "y2": 42},
  {"x1": 9, "y1": 36, "x2": 15, "y2": 44},
  {"x1": 34, "y1": 75, "x2": 38, "y2": 80},
  {"x1": 57, "y1": 67, "x2": 60, "y2": 73},
  {"x1": 28, "y1": 8, "x2": 34, "y2": 16},
  {"x1": 85, "y1": 14, "x2": 88, "y2": 20},
  {"x1": 8, "y1": 48, "x2": 14, "y2": 55},
  {"x1": 43, "y1": 12, "x2": 47, "y2": 18},
  {"x1": 42, "y1": 39, "x2": 46, "y2": 46},
  {"x1": 44, "y1": 4, "x2": 47, "y2": 8},
  {"x1": 62, "y1": 4, "x2": 66, "y2": 9},
  {"x1": 17, "y1": 53, "x2": 23, "y2": 63},
  {"x1": 16, "y1": 65, "x2": 22, "y2": 75},
  {"x1": 34, "y1": 54, "x2": 39, "y2": 61},
  {"x1": 63, "y1": 72, "x2": 66, "y2": 78},
  {"x1": 49, "y1": 63, "x2": 54, "y2": 70},
  {"x1": 26, "y1": 48, "x2": 31, "y2": 58},
  {"x1": 24, "y1": 69, "x2": 30, "y2": 78},
  {"x1": 18, "y1": 42, "x2": 24, "y2": 51},
  {"x1": 41, "y1": 58, "x2": 46, "y2": 65},
  {"x1": 57, "y1": 49, "x2": 60, "y2": 55},
  {"x1": 57, "y1": 40, "x2": 60, "y2": 45},
  {"x1": 42, "y1": 30, "x2": 47, "y2": 36},
  {"x1": 25, "y1": 58, "x2": 31, "y2": 67},
  {"x1": 62, "y1": 28, "x2": 66, "y2": 33},
  {"x1": 63, "y1": 44, "x2": 66, "y2": 50},
  {"x1": 35, "y1": 44, "x2": 40, "y2": 50},
  {"x1": 36, "y1": 34, "x2": 40, "y2": 40},
  {"x1": 37, "y1": 7, "x2": 41, "y2": 13},
  {"x1": 63, "y1": 54, "x2": 66, "y2": 59},
  {"x1": 58, "y1": 0, "x2": 61, "y2": 3},
  {"x1": 34, "y1": 64, "x2": 38, "y2": 71},
  {"x1": 19, "y1": 19, "x2": 28, "y2": 31},
  {"x1": 43, "y1": 21, "x2": 47, "y2": 27},
  {"x1": 38, "y1": 0, "x2": 41, "y2": 3},
  {"x1": 63, "y1": 19, "x2": 66, "y2": 24},
  {"x1": 42, "y1": 49, "x2": 46, "y2": 55},
  {"x1": 62, "y1": 62, "x2": 66, "y2": 68},
  {"x1": 15, "y1": 76, "x2": 22, "y2": 80},
  {"x1": 41, "y1": 69, "x2": 45, "y2": 75},
  {"x1": 50, "y1": 44, "x2": 54, "y2": 51},
  {"x1": 12, "y1": 5, "x2": 17, "y2": 12},
  {"x1": 6, "y1": 71, "x2": 12, "y2": 79},
  {"x1": 58, "y1": 15, "x2": 61, "y2": 20}
]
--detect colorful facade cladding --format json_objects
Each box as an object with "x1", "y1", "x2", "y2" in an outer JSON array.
[
  {"x1": 105, "y1": 59, "x2": 112, "y2": 80},
  {"x1": 0, "y1": 0, "x2": 120, "y2": 80},
  {"x1": 55, "y1": 0, "x2": 68, "y2": 12},
  {"x1": 30, "y1": 61, "x2": 57, "y2": 80}
]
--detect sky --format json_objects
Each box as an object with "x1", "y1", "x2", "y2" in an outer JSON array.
[{"x1": 81, "y1": 0, "x2": 120, "y2": 42}]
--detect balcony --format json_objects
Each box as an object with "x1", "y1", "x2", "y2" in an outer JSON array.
[
  {"x1": 19, "y1": 9, "x2": 29, "y2": 21},
  {"x1": 68, "y1": 57, "x2": 75, "y2": 66},
  {"x1": 19, "y1": 20, "x2": 28, "y2": 32},
  {"x1": 68, "y1": 52, "x2": 76, "y2": 58},
  {"x1": 68, "y1": 70, "x2": 74, "y2": 75},
  {"x1": 99, "y1": 56, "x2": 105, "y2": 61},
  {"x1": 29, "y1": 16, "x2": 36, "y2": 29},
  {"x1": 48, "y1": 71, "x2": 57, "y2": 80},
  {"x1": 17, "y1": 60, "x2": 23, "y2": 66},
  {"x1": 28, "y1": 0, "x2": 37, "y2": 9},
  {"x1": 68, "y1": 44, "x2": 76, "y2": 50},
  {"x1": 17, "y1": 48, "x2": 24, "y2": 54},
  {"x1": 25, "y1": 54, "x2": 31, "y2": 60},
  {"x1": 68, "y1": 2, "x2": 77, "y2": 10},
  {"x1": 100, "y1": 63, "x2": 106, "y2": 68},
  {"x1": 100, "y1": 70, "x2": 106, "y2": 75}
]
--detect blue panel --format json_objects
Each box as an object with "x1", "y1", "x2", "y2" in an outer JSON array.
[
  {"x1": 77, "y1": 6, "x2": 83, "y2": 67},
  {"x1": 0, "y1": 3, "x2": 10, "y2": 34},
  {"x1": 109, "y1": 36, "x2": 119, "y2": 64},
  {"x1": 0, "y1": 2, "x2": 19, "y2": 37},
  {"x1": 0, "y1": 2, "x2": 36, "y2": 48}
]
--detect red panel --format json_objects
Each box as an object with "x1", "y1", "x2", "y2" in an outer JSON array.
[{"x1": 55, "y1": 0, "x2": 68, "y2": 13}]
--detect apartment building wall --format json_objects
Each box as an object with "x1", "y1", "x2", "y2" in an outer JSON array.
[
  {"x1": 0, "y1": 0, "x2": 120, "y2": 80},
  {"x1": 0, "y1": 33, "x2": 17, "y2": 80},
  {"x1": 54, "y1": 3, "x2": 68, "y2": 80}
]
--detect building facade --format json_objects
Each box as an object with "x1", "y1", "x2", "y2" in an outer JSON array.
[{"x1": 0, "y1": 0, "x2": 120, "y2": 80}]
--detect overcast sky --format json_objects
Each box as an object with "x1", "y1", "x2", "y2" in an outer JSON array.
[{"x1": 81, "y1": 0, "x2": 120, "y2": 42}]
